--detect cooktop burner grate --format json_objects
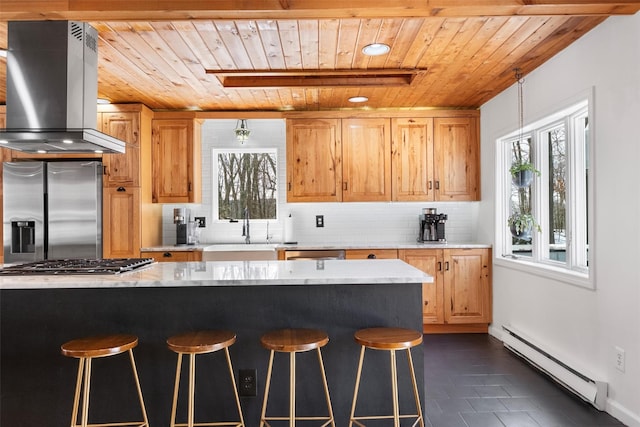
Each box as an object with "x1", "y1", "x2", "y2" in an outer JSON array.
[{"x1": 0, "y1": 258, "x2": 155, "y2": 275}]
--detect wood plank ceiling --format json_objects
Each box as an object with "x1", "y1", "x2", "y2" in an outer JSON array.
[{"x1": 0, "y1": 1, "x2": 638, "y2": 112}]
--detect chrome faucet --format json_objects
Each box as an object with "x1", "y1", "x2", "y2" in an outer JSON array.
[{"x1": 242, "y1": 207, "x2": 250, "y2": 244}]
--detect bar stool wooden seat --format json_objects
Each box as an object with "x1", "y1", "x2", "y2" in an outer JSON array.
[
  {"x1": 349, "y1": 327, "x2": 424, "y2": 427},
  {"x1": 60, "y1": 334, "x2": 149, "y2": 427},
  {"x1": 167, "y1": 330, "x2": 245, "y2": 427},
  {"x1": 259, "y1": 328, "x2": 335, "y2": 427}
]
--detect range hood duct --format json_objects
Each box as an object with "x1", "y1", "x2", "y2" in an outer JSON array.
[{"x1": 0, "y1": 21, "x2": 125, "y2": 154}]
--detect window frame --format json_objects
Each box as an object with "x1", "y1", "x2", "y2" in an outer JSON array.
[
  {"x1": 495, "y1": 90, "x2": 595, "y2": 289},
  {"x1": 212, "y1": 147, "x2": 279, "y2": 222}
]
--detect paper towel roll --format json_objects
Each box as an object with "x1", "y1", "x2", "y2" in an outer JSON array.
[{"x1": 284, "y1": 213, "x2": 295, "y2": 243}]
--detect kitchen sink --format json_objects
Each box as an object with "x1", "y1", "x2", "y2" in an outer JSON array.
[{"x1": 202, "y1": 244, "x2": 278, "y2": 261}]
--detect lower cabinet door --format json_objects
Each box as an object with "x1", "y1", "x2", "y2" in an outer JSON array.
[
  {"x1": 443, "y1": 248, "x2": 491, "y2": 324},
  {"x1": 103, "y1": 186, "x2": 140, "y2": 258},
  {"x1": 399, "y1": 249, "x2": 444, "y2": 325}
]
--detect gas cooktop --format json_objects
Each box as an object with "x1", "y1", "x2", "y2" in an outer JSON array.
[{"x1": 0, "y1": 258, "x2": 155, "y2": 276}]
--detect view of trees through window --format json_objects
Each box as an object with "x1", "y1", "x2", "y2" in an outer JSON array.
[
  {"x1": 499, "y1": 97, "x2": 590, "y2": 282},
  {"x1": 216, "y1": 149, "x2": 277, "y2": 220}
]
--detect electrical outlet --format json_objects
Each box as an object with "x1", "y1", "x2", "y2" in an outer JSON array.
[
  {"x1": 194, "y1": 217, "x2": 206, "y2": 228},
  {"x1": 238, "y1": 368, "x2": 257, "y2": 397},
  {"x1": 316, "y1": 215, "x2": 324, "y2": 227},
  {"x1": 615, "y1": 346, "x2": 625, "y2": 372}
]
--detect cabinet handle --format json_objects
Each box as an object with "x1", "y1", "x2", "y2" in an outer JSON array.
[
  {"x1": 103, "y1": 165, "x2": 108, "y2": 175},
  {"x1": 367, "y1": 254, "x2": 376, "y2": 259},
  {"x1": 343, "y1": 182, "x2": 348, "y2": 191},
  {"x1": 188, "y1": 182, "x2": 192, "y2": 192},
  {"x1": 288, "y1": 182, "x2": 292, "y2": 191},
  {"x1": 162, "y1": 252, "x2": 173, "y2": 258},
  {"x1": 445, "y1": 261, "x2": 450, "y2": 271},
  {"x1": 435, "y1": 181, "x2": 440, "y2": 190},
  {"x1": 428, "y1": 181, "x2": 433, "y2": 190},
  {"x1": 116, "y1": 187, "x2": 126, "y2": 192},
  {"x1": 437, "y1": 261, "x2": 442, "y2": 271}
]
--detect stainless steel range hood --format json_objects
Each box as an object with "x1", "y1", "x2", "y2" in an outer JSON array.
[{"x1": 0, "y1": 21, "x2": 125, "y2": 154}]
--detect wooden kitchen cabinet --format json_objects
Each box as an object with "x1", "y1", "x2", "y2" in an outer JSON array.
[
  {"x1": 341, "y1": 118, "x2": 391, "y2": 202},
  {"x1": 103, "y1": 186, "x2": 141, "y2": 258},
  {"x1": 152, "y1": 118, "x2": 202, "y2": 203},
  {"x1": 400, "y1": 247, "x2": 491, "y2": 333},
  {"x1": 392, "y1": 116, "x2": 479, "y2": 201},
  {"x1": 433, "y1": 117, "x2": 479, "y2": 201},
  {"x1": 286, "y1": 118, "x2": 342, "y2": 202},
  {"x1": 287, "y1": 118, "x2": 391, "y2": 202},
  {"x1": 141, "y1": 250, "x2": 202, "y2": 262},
  {"x1": 99, "y1": 104, "x2": 162, "y2": 259},
  {"x1": 345, "y1": 249, "x2": 398, "y2": 259},
  {"x1": 99, "y1": 106, "x2": 144, "y2": 187}
]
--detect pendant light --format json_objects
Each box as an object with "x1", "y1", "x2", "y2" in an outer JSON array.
[
  {"x1": 514, "y1": 68, "x2": 524, "y2": 143},
  {"x1": 235, "y1": 119, "x2": 250, "y2": 143}
]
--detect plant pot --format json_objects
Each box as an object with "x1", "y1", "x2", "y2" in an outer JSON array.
[
  {"x1": 512, "y1": 170, "x2": 534, "y2": 188},
  {"x1": 510, "y1": 224, "x2": 532, "y2": 241}
]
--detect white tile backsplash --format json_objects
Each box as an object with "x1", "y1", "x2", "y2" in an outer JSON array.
[{"x1": 161, "y1": 119, "x2": 480, "y2": 246}]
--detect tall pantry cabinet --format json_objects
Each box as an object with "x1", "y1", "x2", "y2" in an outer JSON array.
[{"x1": 99, "y1": 104, "x2": 162, "y2": 258}]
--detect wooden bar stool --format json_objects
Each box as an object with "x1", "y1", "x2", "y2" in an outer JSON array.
[
  {"x1": 167, "y1": 330, "x2": 245, "y2": 427},
  {"x1": 259, "y1": 328, "x2": 335, "y2": 427},
  {"x1": 349, "y1": 327, "x2": 424, "y2": 427},
  {"x1": 60, "y1": 334, "x2": 149, "y2": 427}
]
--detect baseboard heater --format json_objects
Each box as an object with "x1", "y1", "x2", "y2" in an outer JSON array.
[{"x1": 502, "y1": 325, "x2": 607, "y2": 410}]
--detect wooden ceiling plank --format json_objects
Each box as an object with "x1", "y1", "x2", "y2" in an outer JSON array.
[
  {"x1": 236, "y1": 20, "x2": 271, "y2": 69},
  {"x1": 318, "y1": 19, "x2": 340, "y2": 69},
  {"x1": 371, "y1": 18, "x2": 420, "y2": 69},
  {"x1": 149, "y1": 21, "x2": 229, "y2": 110},
  {"x1": 256, "y1": 19, "x2": 287, "y2": 69},
  {"x1": 351, "y1": 18, "x2": 384, "y2": 68},
  {"x1": 214, "y1": 20, "x2": 255, "y2": 69},
  {"x1": 170, "y1": 21, "x2": 220, "y2": 71},
  {"x1": 277, "y1": 19, "x2": 303, "y2": 69},
  {"x1": 335, "y1": 19, "x2": 361, "y2": 69},
  {"x1": 192, "y1": 20, "x2": 237, "y2": 70},
  {"x1": 416, "y1": 17, "x2": 495, "y2": 104},
  {"x1": 298, "y1": 19, "x2": 320, "y2": 69},
  {"x1": 451, "y1": 16, "x2": 563, "y2": 106}
]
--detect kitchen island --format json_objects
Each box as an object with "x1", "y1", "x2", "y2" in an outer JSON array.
[{"x1": 0, "y1": 259, "x2": 430, "y2": 427}]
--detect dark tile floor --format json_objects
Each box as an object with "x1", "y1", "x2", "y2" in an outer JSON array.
[{"x1": 422, "y1": 334, "x2": 625, "y2": 427}]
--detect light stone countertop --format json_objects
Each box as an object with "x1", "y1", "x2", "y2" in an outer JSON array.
[
  {"x1": 140, "y1": 241, "x2": 491, "y2": 252},
  {"x1": 0, "y1": 259, "x2": 432, "y2": 290}
]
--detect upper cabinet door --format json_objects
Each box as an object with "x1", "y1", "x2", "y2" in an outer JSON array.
[
  {"x1": 391, "y1": 117, "x2": 434, "y2": 201},
  {"x1": 100, "y1": 111, "x2": 141, "y2": 187},
  {"x1": 287, "y1": 119, "x2": 342, "y2": 202},
  {"x1": 342, "y1": 118, "x2": 391, "y2": 202},
  {"x1": 152, "y1": 119, "x2": 202, "y2": 204},
  {"x1": 433, "y1": 117, "x2": 479, "y2": 201}
]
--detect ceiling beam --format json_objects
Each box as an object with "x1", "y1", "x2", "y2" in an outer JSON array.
[
  {"x1": 1, "y1": 0, "x2": 640, "y2": 21},
  {"x1": 208, "y1": 69, "x2": 423, "y2": 88}
]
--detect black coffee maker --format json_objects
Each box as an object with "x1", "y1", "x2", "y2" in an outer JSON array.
[
  {"x1": 418, "y1": 208, "x2": 448, "y2": 242},
  {"x1": 174, "y1": 207, "x2": 190, "y2": 245}
]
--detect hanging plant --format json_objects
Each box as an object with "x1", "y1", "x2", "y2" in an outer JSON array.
[
  {"x1": 508, "y1": 213, "x2": 541, "y2": 240},
  {"x1": 510, "y1": 162, "x2": 540, "y2": 188}
]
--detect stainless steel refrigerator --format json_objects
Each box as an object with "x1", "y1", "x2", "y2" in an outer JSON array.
[{"x1": 3, "y1": 161, "x2": 102, "y2": 263}]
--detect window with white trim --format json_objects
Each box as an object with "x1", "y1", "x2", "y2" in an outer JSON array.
[{"x1": 496, "y1": 96, "x2": 592, "y2": 286}]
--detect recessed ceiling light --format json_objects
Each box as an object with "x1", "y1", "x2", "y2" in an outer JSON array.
[
  {"x1": 0, "y1": 140, "x2": 7, "y2": 144},
  {"x1": 362, "y1": 43, "x2": 390, "y2": 56},
  {"x1": 62, "y1": 139, "x2": 73, "y2": 144},
  {"x1": 349, "y1": 96, "x2": 369, "y2": 103}
]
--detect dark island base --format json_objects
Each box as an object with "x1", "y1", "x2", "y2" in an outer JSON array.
[{"x1": 1, "y1": 283, "x2": 423, "y2": 427}]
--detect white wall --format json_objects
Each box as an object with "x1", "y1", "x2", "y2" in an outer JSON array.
[
  {"x1": 480, "y1": 13, "x2": 640, "y2": 425},
  {"x1": 162, "y1": 119, "x2": 480, "y2": 246}
]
